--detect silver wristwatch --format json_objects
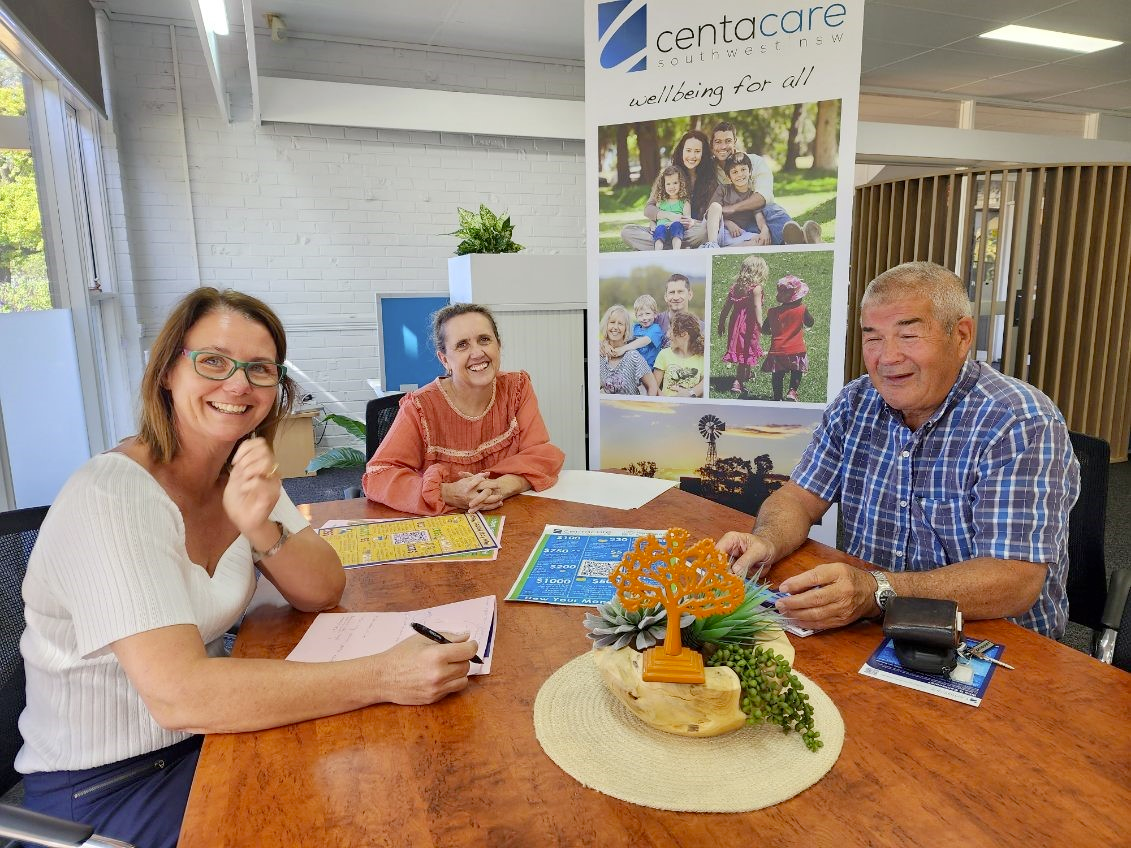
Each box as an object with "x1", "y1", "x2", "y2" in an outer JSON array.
[{"x1": 872, "y1": 571, "x2": 896, "y2": 612}]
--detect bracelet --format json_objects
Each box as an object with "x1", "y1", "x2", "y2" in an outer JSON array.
[{"x1": 252, "y1": 521, "x2": 291, "y2": 562}]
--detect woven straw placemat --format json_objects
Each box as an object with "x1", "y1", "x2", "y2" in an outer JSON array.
[{"x1": 533, "y1": 652, "x2": 844, "y2": 812}]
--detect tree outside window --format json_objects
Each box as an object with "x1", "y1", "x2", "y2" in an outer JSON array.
[{"x1": 0, "y1": 51, "x2": 50, "y2": 312}]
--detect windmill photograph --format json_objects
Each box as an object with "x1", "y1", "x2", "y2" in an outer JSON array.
[
  {"x1": 600, "y1": 399, "x2": 821, "y2": 517},
  {"x1": 699, "y1": 414, "x2": 725, "y2": 464}
]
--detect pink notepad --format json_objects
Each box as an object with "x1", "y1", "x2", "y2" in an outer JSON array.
[{"x1": 286, "y1": 594, "x2": 497, "y2": 675}]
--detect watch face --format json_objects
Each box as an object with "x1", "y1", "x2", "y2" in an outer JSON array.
[{"x1": 878, "y1": 588, "x2": 896, "y2": 610}]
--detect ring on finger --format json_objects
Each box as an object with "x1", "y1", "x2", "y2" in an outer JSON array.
[{"x1": 267, "y1": 462, "x2": 279, "y2": 477}]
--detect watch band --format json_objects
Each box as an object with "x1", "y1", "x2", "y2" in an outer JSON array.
[
  {"x1": 253, "y1": 521, "x2": 290, "y2": 562},
  {"x1": 872, "y1": 570, "x2": 896, "y2": 612}
]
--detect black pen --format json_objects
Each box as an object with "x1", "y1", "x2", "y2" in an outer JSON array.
[{"x1": 411, "y1": 621, "x2": 484, "y2": 664}]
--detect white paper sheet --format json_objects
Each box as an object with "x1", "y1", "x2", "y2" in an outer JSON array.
[
  {"x1": 520, "y1": 470, "x2": 677, "y2": 510},
  {"x1": 285, "y1": 595, "x2": 496, "y2": 674}
]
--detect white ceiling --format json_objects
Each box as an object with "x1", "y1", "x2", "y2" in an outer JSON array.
[{"x1": 104, "y1": 0, "x2": 1131, "y2": 117}]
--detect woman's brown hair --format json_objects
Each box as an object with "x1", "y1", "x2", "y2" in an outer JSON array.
[
  {"x1": 137, "y1": 288, "x2": 296, "y2": 464},
  {"x1": 430, "y1": 302, "x2": 502, "y2": 354}
]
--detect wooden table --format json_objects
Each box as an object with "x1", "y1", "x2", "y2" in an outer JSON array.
[{"x1": 181, "y1": 489, "x2": 1131, "y2": 847}]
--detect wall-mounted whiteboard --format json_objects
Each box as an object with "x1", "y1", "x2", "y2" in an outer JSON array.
[
  {"x1": 0, "y1": 309, "x2": 91, "y2": 507},
  {"x1": 376, "y1": 295, "x2": 449, "y2": 393}
]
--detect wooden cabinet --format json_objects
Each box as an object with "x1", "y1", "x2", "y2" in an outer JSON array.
[{"x1": 272, "y1": 409, "x2": 320, "y2": 478}]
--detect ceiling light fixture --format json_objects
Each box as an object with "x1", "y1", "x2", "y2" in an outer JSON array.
[
  {"x1": 979, "y1": 24, "x2": 1121, "y2": 54},
  {"x1": 199, "y1": 0, "x2": 230, "y2": 36}
]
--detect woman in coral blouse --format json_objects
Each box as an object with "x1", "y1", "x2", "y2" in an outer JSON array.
[{"x1": 362, "y1": 303, "x2": 565, "y2": 514}]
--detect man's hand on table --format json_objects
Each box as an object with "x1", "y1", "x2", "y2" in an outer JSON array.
[
  {"x1": 716, "y1": 531, "x2": 775, "y2": 579},
  {"x1": 776, "y1": 562, "x2": 880, "y2": 630}
]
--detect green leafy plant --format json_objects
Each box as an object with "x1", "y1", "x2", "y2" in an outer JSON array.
[
  {"x1": 306, "y1": 413, "x2": 366, "y2": 472},
  {"x1": 683, "y1": 580, "x2": 782, "y2": 650},
  {"x1": 708, "y1": 643, "x2": 822, "y2": 752},
  {"x1": 447, "y1": 204, "x2": 523, "y2": 255}
]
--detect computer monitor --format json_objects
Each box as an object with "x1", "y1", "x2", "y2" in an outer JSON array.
[{"x1": 375, "y1": 294, "x2": 450, "y2": 392}]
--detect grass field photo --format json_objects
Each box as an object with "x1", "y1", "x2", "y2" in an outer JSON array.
[
  {"x1": 597, "y1": 101, "x2": 841, "y2": 253},
  {"x1": 707, "y1": 248, "x2": 833, "y2": 404}
]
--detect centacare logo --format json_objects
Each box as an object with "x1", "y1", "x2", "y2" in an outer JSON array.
[{"x1": 597, "y1": 0, "x2": 647, "y2": 73}]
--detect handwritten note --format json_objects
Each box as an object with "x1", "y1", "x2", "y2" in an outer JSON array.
[{"x1": 286, "y1": 595, "x2": 497, "y2": 675}]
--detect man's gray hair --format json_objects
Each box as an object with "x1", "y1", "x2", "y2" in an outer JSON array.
[{"x1": 861, "y1": 261, "x2": 972, "y2": 332}]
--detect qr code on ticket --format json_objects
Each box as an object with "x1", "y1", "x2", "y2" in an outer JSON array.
[
  {"x1": 578, "y1": 560, "x2": 616, "y2": 579},
  {"x1": 392, "y1": 530, "x2": 430, "y2": 545}
]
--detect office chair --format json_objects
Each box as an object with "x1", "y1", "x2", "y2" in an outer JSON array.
[
  {"x1": 0, "y1": 505, "x2": 135, "y2": 848},
  {"x1": 365, "y1": 393, "x2": 406, "y2": 461},
  {"x1": 342, "y1": 393, "x2": 406, "y2": 499},
  {"x1": 1065, "y1": 432, "x2": 1109, "y2": 649},
  {"x1": 1095, "y1": 568, "x2": 1131, "y2": 673}
]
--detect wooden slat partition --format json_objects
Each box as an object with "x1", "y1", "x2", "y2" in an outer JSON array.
[{"x1": 849, "y1": 164, "x2": 1131, "y2": 461}]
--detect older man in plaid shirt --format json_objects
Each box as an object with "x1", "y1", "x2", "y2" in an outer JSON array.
[{"x1": 718, "y1": 261, "x2": 1080, "y2": 638}]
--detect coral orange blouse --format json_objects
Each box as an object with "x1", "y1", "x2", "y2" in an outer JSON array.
[{"x1": 362, "y1": 371, "x2": 565, "y2": 515}]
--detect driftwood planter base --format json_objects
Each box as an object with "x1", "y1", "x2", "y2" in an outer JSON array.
[{"x1": 593, "y1": 647, "x2": 747, "y2": 737}]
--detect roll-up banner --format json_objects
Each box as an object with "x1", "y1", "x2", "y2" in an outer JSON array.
[{"x1": 585, "y1": 0, "x2": 863, "y2": 542}]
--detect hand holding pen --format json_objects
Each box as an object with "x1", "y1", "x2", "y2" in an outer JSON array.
[{"x1": 412, "y1": 622, "x2": 484, "y2": 664}]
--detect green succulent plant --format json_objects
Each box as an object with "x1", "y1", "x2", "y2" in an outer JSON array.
[
  {"x1": 583, "y1": 599, "x2": 693, "y2": 650},
  {"x1": 585, "y1": 580, "x2": 782, "y2": 652},
  {"x1": 447, "y1": 204, "x2": 523, "y2": 255},
  {"x1": 708, "y1": 643, "x2": 822, "y2": 752},
  {"x1": 683, "y1": 580, "x2": 783, "y2": 650}
]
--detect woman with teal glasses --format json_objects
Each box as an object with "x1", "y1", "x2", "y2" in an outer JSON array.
[{"x1": 16, "y1": 288, "x2": 478, "y2": 848}]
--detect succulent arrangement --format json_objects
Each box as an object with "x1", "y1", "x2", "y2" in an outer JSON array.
[
  {"x1": 708, "y1": 643, "x2": 822, "y2": 752},
  {"x1": 585, "y1": 552, "x2": 822, "y2": 752},
  {"x1": 583, "y1": 579, "x2": 778, "y2": 651}
]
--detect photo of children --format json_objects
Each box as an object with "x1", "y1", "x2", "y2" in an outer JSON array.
[
  {"x1": 709, "y1": 250, "x2": 832, "y2": 403},
  {"x1": 598, "y1": 252, "x2": 708, "y2": 399},
  {"x1": 597, "y1": 101, "x2": 840, "y2": 253}
]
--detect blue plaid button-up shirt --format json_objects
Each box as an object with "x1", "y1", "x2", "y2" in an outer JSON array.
[{"x1": 793, "y1": 361, "x2": 1079, "y2": 638}]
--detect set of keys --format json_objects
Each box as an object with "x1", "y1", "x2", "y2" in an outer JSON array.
[{"x1": 958, "y1": 639, "x2": 1015, "y2": 670}]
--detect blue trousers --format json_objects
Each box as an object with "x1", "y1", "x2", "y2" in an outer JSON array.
[
  {"x1": 652, "y1": 220, "x2": 685, "y2": 244},
  {"x1": 20, "y1": 735, "x2": 203, "y2": 848},
  {"x1": 760, "y1": 203, "x2": 793, "y2": 244}
]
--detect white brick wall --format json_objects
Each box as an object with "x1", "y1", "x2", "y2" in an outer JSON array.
[{"x1": 102, "y1": 20, "x2": 585, "y2": 450}]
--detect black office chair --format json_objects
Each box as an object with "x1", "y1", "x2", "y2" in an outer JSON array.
[
  {"x1": 365, "y1": 393, "x2": 405, "y2": 461},
  {"x1": 0, "y1": 505, "x2": 135, "y2": 848},
  {"x1": 343, "y1": 393, "x2": 406, "y2": 499},
  {"x1": 1065, "y1": 432, "x2": 1109, "y2": 648}
]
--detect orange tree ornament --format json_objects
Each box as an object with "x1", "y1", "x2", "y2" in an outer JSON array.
[{"x1": 609, "y1": 528, "x2": 744, "y2": 684}]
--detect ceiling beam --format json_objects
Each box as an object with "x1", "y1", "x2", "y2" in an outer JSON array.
[
  {"x1": 187, "y1": 0, "x2": 229, "y2": 123},
  {"x1": 241, "y1": 0, "x2": 260, "y2": 124}
]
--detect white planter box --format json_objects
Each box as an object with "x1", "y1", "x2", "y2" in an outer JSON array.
[{"x1": 447, "y1": 254, "x2": 585, "y2": 312}]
